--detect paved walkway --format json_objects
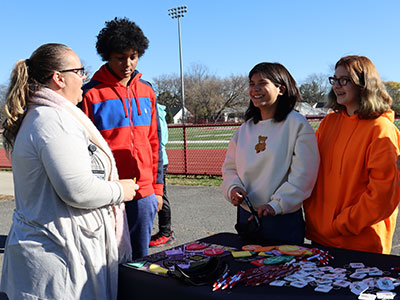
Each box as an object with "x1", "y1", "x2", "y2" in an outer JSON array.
[
  {"x1": 0, "y1": 172, "x2": 13, "y2": 197},
  {"x1": 0, "y1": 171, "x2": 237, "y2": 284},
  {"x1": 1, "y1": 171, "x2": 400, "y2": 290}
]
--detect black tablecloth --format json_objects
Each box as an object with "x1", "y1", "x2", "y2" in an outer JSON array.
[{"x1": 118, "y1": 232, "x2": 400, "y2": 299}]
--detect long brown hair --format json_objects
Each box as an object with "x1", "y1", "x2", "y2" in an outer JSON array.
[
  {"x1": 327, "y1": 55, "x2": 392, "y2": 119},
  {"x1": 2, "y1": 43, "x2": 70, "y2": 155}
]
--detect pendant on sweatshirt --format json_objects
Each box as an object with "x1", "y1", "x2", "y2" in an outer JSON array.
[{"x1": 255, "y1": 135, "x2": 268, "y2": 153}]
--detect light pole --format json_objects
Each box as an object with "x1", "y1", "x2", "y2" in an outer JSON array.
[{"x1": 168, "y1": 5, "x2": 187, "y2": 125}]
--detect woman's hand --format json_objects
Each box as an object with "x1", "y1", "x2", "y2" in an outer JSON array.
[
  {"x1": 116, "y1": 179, "x2": 139, "y2": 202},
  {"x1": 230, "y1": 187, "x2": 247, "y2": 206}
]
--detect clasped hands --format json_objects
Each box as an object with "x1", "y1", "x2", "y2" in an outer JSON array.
[{"x1": 230, "y1": 187, "x2": 276, "y2": 220}]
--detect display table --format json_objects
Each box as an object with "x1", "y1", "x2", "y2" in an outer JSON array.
[{"x1": 118, "y1": 232, "x2": 400, "y2": 299}]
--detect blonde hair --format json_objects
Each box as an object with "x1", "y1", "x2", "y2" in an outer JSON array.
[
  {"x1": 2, "y1": 43, "x2": 70, "y2": 155},
  {"x1": 327, "y1": 55, "x2": 392, "y2": 119}
]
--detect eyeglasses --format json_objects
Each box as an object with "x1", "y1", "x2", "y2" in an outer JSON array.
[
  {"x1": 328, "y1": 76, "x2": 351, "y2": 87},
  {"x1": 59, "y1": 67, "x2": 86, "y2": 77}
]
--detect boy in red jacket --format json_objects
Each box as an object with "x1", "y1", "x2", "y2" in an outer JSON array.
[{"x1": 81, "y1": 17, "x2": 163, "y2": 259}]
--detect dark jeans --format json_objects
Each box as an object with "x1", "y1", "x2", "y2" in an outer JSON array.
[
  {"x1": 125, "y1": 194, "x2": 158, "y2": 259},
  {"x1": 237, "y1": 206, "x2": 305, "y2": 245},
  {"x1": 157, "y1": 164, "x2": 172, "y2": 235}
]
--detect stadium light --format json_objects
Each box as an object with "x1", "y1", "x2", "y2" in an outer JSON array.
[{"x1": 168, "y1": 5, "x2": 187, "y2": 125}]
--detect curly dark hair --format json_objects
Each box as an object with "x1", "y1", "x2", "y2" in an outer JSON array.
[{"x1": 96, "y1": 17, "x2": 149, "y2": 61}]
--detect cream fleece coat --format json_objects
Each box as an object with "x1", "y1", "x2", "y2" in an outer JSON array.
[{"x1": 1, "y1": 88, "x2": 124, "y2": 299}]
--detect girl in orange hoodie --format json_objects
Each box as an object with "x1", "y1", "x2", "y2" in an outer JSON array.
[{"x1": 304, "y1": 55, "x2": 400, "y2": 254}]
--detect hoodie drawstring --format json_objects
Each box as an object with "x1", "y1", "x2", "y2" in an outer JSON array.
[
  {"x1": 132, "y1": 84, "x2": 141, "y2": 116},
  {"x1": 111, "y1": 86, "x2": 129, "y2": 118}
]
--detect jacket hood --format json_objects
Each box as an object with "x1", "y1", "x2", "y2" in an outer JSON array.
[
  {"x1": 90, "y1": 64, "x2": 145, "y2": 116},
  {"x1": 340, "y1": 109, "x2": 395, "y2": 123},
  {"x1": 92, "y1": 64, "x2": 141, "y2": 87},
  {"x1": 381, "y1": 110, "x2": 395, "y2": 122}
]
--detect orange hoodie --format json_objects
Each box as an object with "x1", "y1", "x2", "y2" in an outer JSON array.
[{"x1": 304, "y1": 110, "x2": 400, "y2": 254}]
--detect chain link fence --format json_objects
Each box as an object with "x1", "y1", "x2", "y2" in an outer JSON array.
[
  {"x1": 167, "y1": 116, "x2": 400, "y2": 176},
  {"x1": 1, "y1": 117, "x2": 400, "y2": 172}
]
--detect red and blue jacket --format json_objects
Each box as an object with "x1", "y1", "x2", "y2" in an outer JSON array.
[{"x1": 81, "y1": 64, "x2": 163, "y2": 199}]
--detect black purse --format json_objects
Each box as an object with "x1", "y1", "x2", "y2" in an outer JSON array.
[
  {"x1": 173, "y1": 256, "x2": 229, "y2": 286},
  {"x1": 234, "y1": 195, "x2": 263, "y2": 238}
]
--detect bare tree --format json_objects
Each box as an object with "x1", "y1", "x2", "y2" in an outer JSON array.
[
  {"x1": 213, "y1": 75, "x2": 248, "y2": 122},
  {"x1": 385, "y1": 81, "x2": 400, "y2": 114},
  {"x1": 152, "y1": 63, "x2": 248, "y2": 123},
  {"x1": 184, "y1": 64, "x2": 219, "y2": 122},
  {"x1": 299, "y1": 73, "x2": 330, "y2": 105},
  {"x1": 152, "y1": 74, "x2": 181, "y2": 108},
  {"x1": 0, "y1": 84, "x2": 7, "y2": 126}
]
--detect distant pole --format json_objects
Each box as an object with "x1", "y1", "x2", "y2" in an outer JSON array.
[{"x1": 168, "y1": 5, "x2": 187, "y2": 125}]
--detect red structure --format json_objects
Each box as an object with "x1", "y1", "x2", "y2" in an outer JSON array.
[
  {"x1": 2, "y1": 116, "x2": 398, "y2": 175},
  {"x1": 167, "y1": 149, "x2": 227, "y2": 176},
  {"x1": 0, "y1": 148, "x2": 11, "y2": 168}
]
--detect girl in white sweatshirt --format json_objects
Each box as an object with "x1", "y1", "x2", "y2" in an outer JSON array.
[{"x1": 222, "y1": 62, "x2": 320, "y2": 244}]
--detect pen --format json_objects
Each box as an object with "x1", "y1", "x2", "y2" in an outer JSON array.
[
  {"x1": 221, "y1": 277, "x2": 233, "y2": 290},
  {"x1": 222, "y1": 273, "x2": 242, "y2": 290},
  {"x1": 306, "y1": 254, "x2": 320, "y2": 261},
  {"x1": 212, "y1": 269, "x2": 230, "y2": 290},
  {"x1": 212, "y1": 278, "x2": 227, "y2": 292},
  {"x1": 229, "y1": 273, "x2": 244, "y2": 289}
]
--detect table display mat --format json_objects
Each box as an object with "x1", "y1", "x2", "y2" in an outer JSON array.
[{"x1": 122, "y1": 240, "x2": 400, "y2": 298}]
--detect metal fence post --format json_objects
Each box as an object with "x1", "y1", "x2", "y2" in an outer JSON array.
[{"x1": 183, "y1": 126, "x2": 188, "y2": 176}]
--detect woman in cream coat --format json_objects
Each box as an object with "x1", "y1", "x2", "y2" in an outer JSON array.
[{"x1": 1, "y1": 43, "x2": 138, "y2": 299}]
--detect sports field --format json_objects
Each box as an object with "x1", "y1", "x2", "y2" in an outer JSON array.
[
  {"x1": 167, "y1": 126, "x2": 239, "y2": 150},
  {"x1": 166, "y1": 119, "x2": 400, "y2": 175},
  {"x1": 1, "y1": 119, "x2": 400, "y2": 174},
  {"x1": 167, "y1": 119, "x2": 400, "y2": 150}
]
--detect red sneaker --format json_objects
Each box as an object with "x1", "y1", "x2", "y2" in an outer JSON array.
[{"x1": 149, "y1": 231, "x2": 176, "y2": 247}]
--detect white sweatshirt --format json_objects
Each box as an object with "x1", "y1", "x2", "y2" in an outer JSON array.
[{"x1": 222, "y1": 110, "x2": 320, "y2": 215}]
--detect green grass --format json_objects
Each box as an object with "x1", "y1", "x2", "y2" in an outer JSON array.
[
  {"x1": 167, "y1": 126, "x2": 238, "y2": 150},
  {"x1": 166, "y1": 120, "x2": 400, "y2": 150},
  {"x1": 166, "y1": 174, "x2": 222, "y2": 186}
]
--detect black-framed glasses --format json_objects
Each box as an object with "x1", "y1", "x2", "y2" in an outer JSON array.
[
  {"x1": 328, "y1": 76, "x2": 351, "y2": 87},
  {"x1": 59, "y1": 67, "x2": 86, "y2": 77}
]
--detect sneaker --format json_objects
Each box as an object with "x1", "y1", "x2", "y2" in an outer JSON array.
[{"x1": 149, "y1": 231, "x2": 176, "y2": 247}]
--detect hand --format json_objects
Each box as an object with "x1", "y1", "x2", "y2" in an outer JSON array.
[
  {"x1": 116, "y1": 179, "x2": 139, "y2": 202},
  {"x1": 248, "y1": 203, "x2": 276, "y2": 221},
  {"x1": 156, "y1": 195, "x2": 163, "y2": 212},
  {"x1": 257, "y1": 204, "x2": 276, "y2": 218},
  {"x1": 230, "y1": 187, "x2": 246, "y2": 206}
]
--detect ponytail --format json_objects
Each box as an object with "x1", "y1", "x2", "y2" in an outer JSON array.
[
  {"x1": 2, "y1": 60, "x2": 29, "y2": 156},
  {"x1": 1, "y1": 43, "x2": 70, "y2": 156}
]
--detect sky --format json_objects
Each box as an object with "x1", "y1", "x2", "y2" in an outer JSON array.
[{"x1": 1, "y1": 0, "x2": 399, "y2": 86}]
